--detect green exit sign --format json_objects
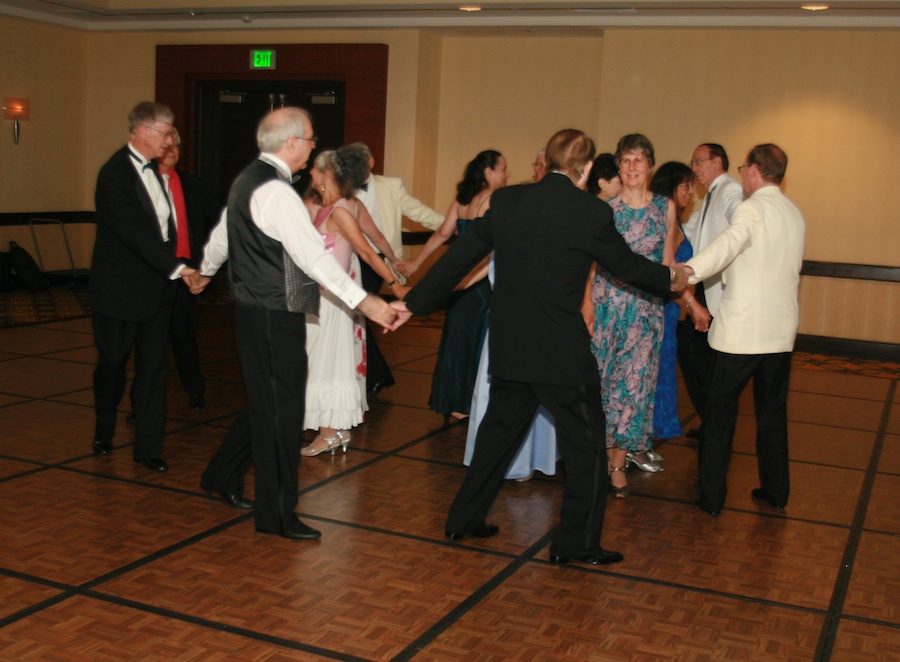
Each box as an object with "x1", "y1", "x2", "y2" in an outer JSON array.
[{"x1": 249, "y1": 49, "x2": 276, "y2": 70}]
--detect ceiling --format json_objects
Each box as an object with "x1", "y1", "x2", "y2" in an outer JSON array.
[{"x1": 2, "y1": 0, "x2": 900, "y2": 32}]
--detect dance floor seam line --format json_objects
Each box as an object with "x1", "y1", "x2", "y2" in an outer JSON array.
[
  {"x1": 78, "y1": 590, "x2": 372, "y2": 662},
  {"x1": 391, "y1": 530, "x2": 557, "y2": 662},
  {"x1": 813, "y1": 380, "x2": 896, "y2": 661}
]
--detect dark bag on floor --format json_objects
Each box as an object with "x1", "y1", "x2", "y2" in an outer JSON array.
[
  {"x1": 0, "y1": 250, "x2": 12, "y2": 291},
  {"x1": 9, "y1": 241, "x2": 49, "y2": 292}
]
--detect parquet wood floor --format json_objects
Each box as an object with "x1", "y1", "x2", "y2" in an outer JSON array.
[{"x1": 0, "y1": 309, "x2": 897, "y2": 660}]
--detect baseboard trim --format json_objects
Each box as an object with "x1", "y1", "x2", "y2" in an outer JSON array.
[{"x1": 795, "y1": 334, "x2": 899, "y2": 363}]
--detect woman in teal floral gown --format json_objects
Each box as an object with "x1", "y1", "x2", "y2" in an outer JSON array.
[{"x1": 589, "y1": 134, "x2": 678, "y2": 497}]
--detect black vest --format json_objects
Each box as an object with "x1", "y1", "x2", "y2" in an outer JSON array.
[{"x1": 226, "y1": 159, "x2": 319, "y2": 314}]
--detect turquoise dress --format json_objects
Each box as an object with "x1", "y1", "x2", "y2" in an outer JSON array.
[
  {"x1": 652, "y1": 235, "x2": 693, "y2": 439},
  {"x1": 590, "y1": 195, "x2": 667, "y2": 452},
  {"x1": 428, "y1": 218, "x2": 491, "y2": 416}
]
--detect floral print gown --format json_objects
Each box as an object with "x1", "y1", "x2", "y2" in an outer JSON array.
[{"x1": 590, "y1": 194, "x2": 667, "y2": 452}]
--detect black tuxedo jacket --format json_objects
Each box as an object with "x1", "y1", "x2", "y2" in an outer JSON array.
[
  {"x1": 405, "y1": 173, "x2": 670, "y2": 386},
  {"x1": 90, "y1": 145, "x2": 182, "y2": 322}
]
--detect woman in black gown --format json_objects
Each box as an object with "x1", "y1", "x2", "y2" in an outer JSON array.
[{"x1": 398, "y1": 150, "x2": 509, "y2": 420}]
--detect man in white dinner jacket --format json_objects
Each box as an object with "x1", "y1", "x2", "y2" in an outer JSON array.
[
  {"x1": 350, "y1": 143, "x2": 445, "y2": 396},
  {"x1": 682, "y1": 143, "x2": 806, "y2": 516}
]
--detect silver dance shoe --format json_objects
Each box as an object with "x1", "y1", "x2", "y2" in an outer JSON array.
[{"x1": 626, "y1": 452, "x2": 664, "y2": 472}]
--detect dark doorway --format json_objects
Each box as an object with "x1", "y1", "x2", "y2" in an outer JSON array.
[{"x1": 196, "y1": 80, "x2": 346, "y2": 207}]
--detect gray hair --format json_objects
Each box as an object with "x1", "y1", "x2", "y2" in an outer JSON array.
[
  {"x1": 128, "y1": 102, "x2": 174, "y2": 133},
  {"x1": 256, "y1": 107, "x2": 311, "y2": 153},
  {"x1": 314, "y1": 149, "x2": 335, "y2": 171},
  {"x1": 348, "y1": 142, "x2": 372, "y2": 161}
]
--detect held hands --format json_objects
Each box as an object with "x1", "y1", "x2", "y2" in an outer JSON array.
[
  {"x1": 395, "y1": 260, "x2": 418, "y2": 278},
  {"x1": 181, "y1": 268, "x2": 211, "y2": 295},
  {"x1": 670, "y1": 264, "x2": 693, "y2": 292},
  {"x1": 357, "y1": 294, "x2": 398, "y2": 331},
  {"x1": 388, "y1": 300, "x2": 413, "y2": 332}
]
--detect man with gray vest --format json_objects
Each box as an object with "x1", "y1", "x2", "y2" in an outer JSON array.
[{"x1": 191, "y1": 107, "x2": 396, "y2": 540}]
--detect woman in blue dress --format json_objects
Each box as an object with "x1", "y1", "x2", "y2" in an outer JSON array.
[
  {"x1": 464, "y1": 258, "x2": 558, "y2": 481},
  {"x1": 649, "y1": 163, "x2": 712, "y2": 443},
  {"x1": 398, "y1": 151, "x2": 509, "y2": 420}
]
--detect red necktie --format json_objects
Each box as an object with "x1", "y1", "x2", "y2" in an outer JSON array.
[{"x1": 165, "y1": 170, "x2": 191, "y2": 259}]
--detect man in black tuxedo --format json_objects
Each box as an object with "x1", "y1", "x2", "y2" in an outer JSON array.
[
  {"x1": 392, "y1": 129, "x2": 688, "y2": 566},
  {"x1": 159, "y1": 130, "x2": 218, "y2": 410},
  {"x1": 90, "y1": 102, "x2": 198, "y2": 473}
]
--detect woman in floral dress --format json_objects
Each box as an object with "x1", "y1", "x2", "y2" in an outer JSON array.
[{"x1": 589, "y1": 134, "x2": 678, "y2": 497}]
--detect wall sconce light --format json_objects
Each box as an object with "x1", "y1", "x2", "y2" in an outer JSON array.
[{"x1": 3, "y1": 97, "x2": 31, "y2": 145}]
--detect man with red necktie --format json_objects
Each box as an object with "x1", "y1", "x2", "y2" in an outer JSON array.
[{"x1": 159, "y1": 129, "x2": 218, "y2": 410}]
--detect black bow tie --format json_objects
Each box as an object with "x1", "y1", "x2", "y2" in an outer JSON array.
[
  {"x1": 129, "y1": 150, "x2": 156, "y2": 171},
  {"x1": 358, "y1": 183, "x2": 368, "y2": 192}
]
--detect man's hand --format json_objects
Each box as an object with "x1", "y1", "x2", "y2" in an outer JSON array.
[
  {"x1": 357, "y1": 294, "x2": 398, "y2": 331},
  {"x1": 181, "y1": 268, "x2": 211, "y2": 295},
  {"x1": 671, "y1": 263, "x2": 693, "y2": 292},
  {"x1": 388, "y1": 300, "x2": 413, "y2": 332}
]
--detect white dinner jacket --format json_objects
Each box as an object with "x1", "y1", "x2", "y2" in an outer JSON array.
[
  {"x1": 368, "y1": 175, "x2": 445, "y2": 259},
  {"x1": 686, "y1": 185, "x2": 806, "y2": 355},
  {"x1": 682, "y1": 173, "x2": 743, "y2": 316}
]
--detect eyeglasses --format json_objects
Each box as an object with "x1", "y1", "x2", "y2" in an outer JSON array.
[
  {"x1": 145, "y1": 125, "x2": 178, "y2": 141},
  {"x1": 532, "y1": 162, "x2": 546, "y2": 169},
  {"x1": 689, "y1": 158, "x2": 710, "y2": 168},
  {"x1": 677, "y1": 181, "x2": 695, "y2": 189},
  {"x1": 737, "y1": 163, "x2": 751, "y2": 173},
  {"x1": 298, "y1": 135, "x2": 318, "y2": 145}
]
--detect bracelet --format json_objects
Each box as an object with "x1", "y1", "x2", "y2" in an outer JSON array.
[{"x1": 388, "y1": 279, "x2": 399, "y2": 287}]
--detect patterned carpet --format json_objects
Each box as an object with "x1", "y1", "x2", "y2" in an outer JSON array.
[{"x1": 1, "y1": 284, "x2": 897, "y2": 379}]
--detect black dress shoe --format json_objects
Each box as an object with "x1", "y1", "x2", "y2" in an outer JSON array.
[
  {"x1": 257, "y1": 519, "x2": 322, "y2": 540},
  {"x1": 549, "y1": 548, "x2": 624, "y2": 566},
  {"x1": 445, "y1": 522, "x2": 500, "y2": 541},
  {"x1": 200, "y1": 482, "x2": 253, "y2": 510},
  {"x1": 751, "y1": 488, "x2": 786, "y2": 511},
  {"x1": 686, "y1": 427, "x2": 700, "y2": 439},
  {"x1": 92, "y1": 439, "x2": 113, "y2": 455},
  {"x1": 134, "y1": 457, "x2": 169, "y2": 472},
  {"x1": 367, "y1": 376, "x2": 396, "y2": 397},
  {"x1": 189, "y1": 394, "x2": 206, "y2": 410}
]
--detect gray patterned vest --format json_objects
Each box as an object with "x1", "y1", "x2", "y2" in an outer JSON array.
[{"x1": 226, "y1": 159, "x2": 320, "y2": 314}]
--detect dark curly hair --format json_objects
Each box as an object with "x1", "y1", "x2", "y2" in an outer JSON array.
[
  {"x1": 586, "y1": 153, "x2": 618, "y2": 196},
  {"x1": 456, "y1": 150, "x2": 502, "y2": 205},
  {"x1": 332, "y1": 144, "x2": 372, "y2": 198}
]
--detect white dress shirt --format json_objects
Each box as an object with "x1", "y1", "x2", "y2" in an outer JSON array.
[
  {"x1": 201, "y1": 153, "x2": 366, "y2": 310},
  {"x1": 128, "y1": 144, "x2": 171, "y2": 242},
  {"x1": 682, "y1": 172, "x2": 743, "y2": 316}
]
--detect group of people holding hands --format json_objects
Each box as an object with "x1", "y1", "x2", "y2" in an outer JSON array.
[{"x1": 93, "y1": 101, "x2": 804, "y2": 559}]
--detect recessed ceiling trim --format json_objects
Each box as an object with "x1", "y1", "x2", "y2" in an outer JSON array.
[{"x1": 3, "y1": 1, "x2": 900, "y2": 31}]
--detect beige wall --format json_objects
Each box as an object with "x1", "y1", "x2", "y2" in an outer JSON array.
[{"x1": 0, "y1": 16, "x2": 897, "y2": 343}]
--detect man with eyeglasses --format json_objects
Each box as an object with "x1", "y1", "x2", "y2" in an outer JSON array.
[
  {"x1": 90, "y1": 102, "x2": 200, "y2": 473},
  {"x1": 682, "y1": 144, "x2": 805, "y2": 516},
  {"x1": 188, "y1": 107, "x2": 398, "y2": 540},
  {"x1": 158, "y1": 129, "x2": 219, "y2": 412},
  {"x1": 680, "y1": 143, "x2": 744, "y2": 438}
]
